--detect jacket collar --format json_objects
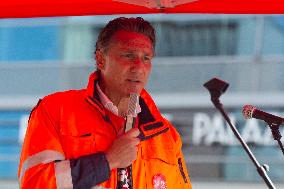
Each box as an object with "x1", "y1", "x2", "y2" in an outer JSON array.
[
  {"x1": 139, "y1": 89, "x2": 170, "y2": 140},
  {"x1": 85, "y1": 72, "x2": 105, "y2": 114},
  {"x1": 85, "y1": 71, "x2": 169, "y2": 140}
]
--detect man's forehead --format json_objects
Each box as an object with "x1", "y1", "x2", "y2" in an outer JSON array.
[
  {"x1": 109, "y1": 30, "x2": 154, "y2": 53},
  {"x1": 110, "y1": 30, "x2": 152, "y2": 45}
]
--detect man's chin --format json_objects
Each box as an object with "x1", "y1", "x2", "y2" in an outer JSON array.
[{"x1": 126, "y1": 88, "x2": 143, "y2": 95}]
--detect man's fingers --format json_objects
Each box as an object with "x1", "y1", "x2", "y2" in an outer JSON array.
[
  {"x1": 117, "y1": 125, "x2": 125, "y2": 136},
  {"x1": 131, "y1": 137, "x2": 140, "y2": 146},
  {"x1": 125, "y1": 128, "x2": 140, "y2": 138}
]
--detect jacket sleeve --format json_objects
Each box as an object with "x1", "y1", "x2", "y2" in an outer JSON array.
[
  {"x1": 167, "y1": 120, "x2": 192, "y2": 189},
  {"x1": 18, "y1": 98, "x2": 110, "y2": 189}
]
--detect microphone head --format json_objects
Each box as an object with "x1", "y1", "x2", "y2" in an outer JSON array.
[
  {"x1": 127, "y1": 93, "x2": 139, "y2": 117},
  {"x1": 242, "y1": 104, "x2": 255, "y2": 119}
]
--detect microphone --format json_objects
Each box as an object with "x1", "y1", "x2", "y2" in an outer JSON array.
[
  {"x1": 117, "y1": 93, "x2": 139, "y2": 189},
  {"x1": 242, "y1": 105, "x2": 284, "y2": 125},
  {"x1": 125, "y1": 93, "x2": 139, "y2": 132}
]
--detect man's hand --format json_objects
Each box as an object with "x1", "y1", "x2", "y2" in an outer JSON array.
[{"x1": 105, "y1": 128, "x2": 140, "y2": 170}]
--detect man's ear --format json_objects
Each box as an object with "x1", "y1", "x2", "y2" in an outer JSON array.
[{"x1": 95, "y1": 50, "x2": 106, "y2": 70}]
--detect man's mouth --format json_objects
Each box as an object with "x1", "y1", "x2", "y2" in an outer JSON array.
[{"x1": 126, "y1": 79, "x2": 141, "y2": 83}]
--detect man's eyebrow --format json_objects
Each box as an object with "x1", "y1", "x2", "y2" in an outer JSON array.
[
  {"x1": 144, "y1": 52, "x2": 153, "y2": 57},
  {"x1": 119, "y1": 47, "x2": 154, "y2": 55},
  {"x1": 119, "y1": 47, "x2": 134, "y2": 51},
  {"x1": 120, "y1": 48, "x2": 150, "y2": 53}
]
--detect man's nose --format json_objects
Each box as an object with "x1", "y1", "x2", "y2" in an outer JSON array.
[
  {"x1": 133, "y1": 56, "x2": 144, "y2": 65},
  {"x1": 132, "y1": 57, "x2": 145, "y2": 67},
  {"x1": 130, "y1": 57, "x2": 145, "y2": 72}
]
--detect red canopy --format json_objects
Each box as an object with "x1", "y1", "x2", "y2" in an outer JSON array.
[{"x1": 0, "y1": 0, "x2": 284, "y2": 18}]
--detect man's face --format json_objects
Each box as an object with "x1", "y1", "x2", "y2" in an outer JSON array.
[{"x1": 97, "y1": 30, "x2": 154, "y2": 100}]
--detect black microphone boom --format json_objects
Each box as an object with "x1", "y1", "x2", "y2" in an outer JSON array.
[
  {"x1": 242, "y1": 105, "x2": 284, "y2": 125},
  {"x1": 204, "y1": 78, "x2": 276, "y2": 189}
]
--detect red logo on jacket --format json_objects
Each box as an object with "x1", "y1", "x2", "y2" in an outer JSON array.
[{"x1": 152, "y1": 173, "x2": 167, "y2": 189}]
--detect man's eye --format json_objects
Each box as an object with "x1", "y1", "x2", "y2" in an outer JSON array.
[
  {"x1": 143, "y1": 56, "x2": 151, "y2": 62},
  {"x1": 123, "y1": 54, "x2": 134, "y2": 58}
]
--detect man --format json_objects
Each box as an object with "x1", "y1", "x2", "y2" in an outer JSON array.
[{"x1": 18, "y1": 17, "x2": 192, "y2": 189}]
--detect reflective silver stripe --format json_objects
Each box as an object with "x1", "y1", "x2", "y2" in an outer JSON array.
[
  {"x1": 55, "y1": 160, "x2": 73, "y2": 189},
  {"x1": 20, "y1": 150, "x2": 65, "y2": 184},
  {"x1": 91, "y1": 186, "x2": 111, "y2": 189}
]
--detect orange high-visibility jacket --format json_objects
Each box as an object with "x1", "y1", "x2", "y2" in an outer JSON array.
[{"x1": 18, "y1": 72, "x2": 192, "y2": 189}]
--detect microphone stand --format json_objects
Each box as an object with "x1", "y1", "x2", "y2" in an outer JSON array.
[
  {"x1": 266, "y1": 122, "x2": 284, "y2": 156},
  {"x1": 204, "y1": 78, "x2": 276, "y2": 189}
]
